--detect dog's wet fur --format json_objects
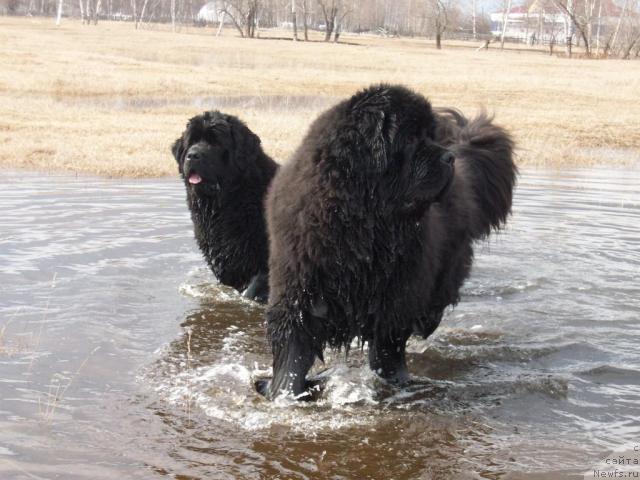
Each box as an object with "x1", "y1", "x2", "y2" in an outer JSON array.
[
  {"x1": 260, "y1": 84, "x2": 517, "y2": 399},
  {"x1": 172, "y1": 111, "x2": 278, "y2": 303}
]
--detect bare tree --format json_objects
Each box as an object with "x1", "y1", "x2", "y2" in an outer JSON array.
[
  {"x1": 500, "y1": 0, "x2": 512, "y2": 49},
  {"x1": 245, "y1": 0, "x2": 260, "y2": 37},
  {"x1": 132, "y1": 0, "x2": 150, "y2": 29},
  {"x1": 84, "y1": 0, "x2": 91, "y2": 24},
  {"x1": 471, "y1": 0, "x2": 477, "y2": 39},
  {"x1": 559, "y1": 0, "x2": 575, "y2": 56},
  {"x1": 317, "y1": 0, "x2": 338, "y2": 41},
  {"x1": 333, "y1": 4, "x2": 350, "y2": 41},
  {"x1": 553, "y1": 0, "x2": 597, "y2": 56},
  {"x1": 217, "y1": 5, "x2": 227, "y2": 36},
  {"x1": 170, "y1": 0, "x2": 176, "y2": 31},
  {"x1": 220, "y1": 0, "x2": 261, "y2": 37},
  {"x1": 83, "y1": 0, "x2": 102, "y2": 24},
  {"x1": 130, "y1": 0, "x2": 136, "y2": 25},
  {"x1": 595, "y1": 0, "x2": 603, "y2": 55},
  {"x1": 292, "y1": 0, "x2": 298, "y2": 40},
  {"x1": 301, "y1": 0, "x2": 309, "y2": 40},
  {"x1": 617, "y1": 0, "x2": 640, "y2": 58},
  {"x1": 609, "y1": 0, "x2": 629, "y2": 52},
  {"x1": 6, "y1": 0, "x2": 639, "y2": 60},
  {"x1": 425, "y1": 0, "x2": 448, "y2": 49},
  {"x1": 55, "y1": 0, "x2": 63, "y2": 24}
]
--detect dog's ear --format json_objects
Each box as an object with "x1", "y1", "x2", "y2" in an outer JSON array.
[
  {"x1": 171, "y1": 137, "x2": 185, "y2": 174},
  {"x1": 227, "y1": 116, "x2": 262, "y2": 174},
  {"x1": 350, "y1": 88, "x2": 398, "y2": 172},
  {"x1": 171, "y1": 137, "x2": 183, "y2": 162}
]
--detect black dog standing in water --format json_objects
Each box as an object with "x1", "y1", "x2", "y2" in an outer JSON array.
[
  {"x1": 258, "y1": 84, "x2": 517, "y2": 399},
  {"x1": 172, "y1": 111, "x2": 278, "y2": 303}
]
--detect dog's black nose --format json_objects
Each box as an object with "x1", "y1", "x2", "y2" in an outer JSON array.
[
  {"x1": 440, "y1": 152, "x2": 455, "y2": 166},
  {"x1": 186, "y1": 151, "x2": 201, "y2": 162}
]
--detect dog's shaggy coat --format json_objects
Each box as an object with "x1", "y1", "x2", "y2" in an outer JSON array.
[
  {"x1": 260, "y1": 85, "x2": 517, "y2": 398},
  {"x1": 172, "y1": 111, "x2": 278, "y2": 302}
]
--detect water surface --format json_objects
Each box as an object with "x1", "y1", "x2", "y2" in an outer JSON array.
[{"x1": 0, "y1": 168, "x2": 639, "y2": 479}]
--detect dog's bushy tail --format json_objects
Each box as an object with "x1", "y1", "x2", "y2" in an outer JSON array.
[{"x1": 436, "y1": 108, "x2": 518, "y2": 239}]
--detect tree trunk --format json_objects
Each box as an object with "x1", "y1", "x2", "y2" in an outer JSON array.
[
  {"x1": 302, "y1": 0, "x2": 309, "y2": 40},
  {"x1": 595, "y1": 0, "x2": 602, "y2": 56},
  {"x1": 580, "y1": 29, "x2": 591, "y2": 55},
  {"x1": 216, "y1": 11, "x2": 225, "y2": 36},
  {"x1": 585, "y1": 0, "x2": 594, "y2": 53},
  {"x1": 292, "y1": 0, "x2": 298, "y2": 41},
  {"x1": 603, "y1": 33, "x2": 613, "y2": 56},
  {"x1": 55, "y1": 0, "x2": 63, "y2": 25},
  {"x1": 135, "y1": 0, "x2": 149, "y2": 29},
  {"x1": 187, "y1": 0, "x2": 193, "y2": 24},
  {"x1": 93, "y1": 0, "x2": 101, "y2": 24},
  {"x1": 78, "y1": 0, "x2": 84, "y2": 23},
  {"x1": 436, "y1": 31, "x2": 441, "y2": 49},
  {"x1": 171, "y1": 0, "x2": 176, "y2": 32},
  {"x1": 245, "y1": 5, "x2": 258, "y2": 38},
  {"x1": 622, "y1": 35, "x2": 639, "y2": 59},
  {"x1": 319, "y1": 3, "x2": 337, "y2": 42},
  {"x1": 130, "y1": 0, "x2": 136, "y2": 28},
  {"x1": 609, "y1": 0, "x2": 628, "y2": 55},
  {"x1": 537, "y1": 7, "x2": 543, "y2": 44},
  {"x1": 500, "y1": 0, "x2": 512, "y2": 49},
  {"x1": 324, "y1": 17, "x2": 334, "y2": 41},
  {"x1": 564, "y1": 0, "x2": 573, "y2": 57},
  {"x1": 224, "y1": 8, "x2": 245, "y2": 37},
  {"x1": 472, "y1": 0, "x2": 477, "y2": 39}
]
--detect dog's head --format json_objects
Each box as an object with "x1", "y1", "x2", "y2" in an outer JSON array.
[
  {"x1": 171, "y1": 111, "x2": 262, "y2": 197},
  {"x1": 344, "y1": 85, "x2": 455, "y2": 218}
]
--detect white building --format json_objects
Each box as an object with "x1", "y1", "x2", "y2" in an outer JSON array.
[
  {"x1": 490, "y1": 0, "x2": 622, "y2": 45},
  {"x1": 197, "y1": 1, "x2": 231, "y2": 24}
]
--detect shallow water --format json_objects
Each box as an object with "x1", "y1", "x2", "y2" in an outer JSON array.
[{"x1": 1, "y1": 168, "x2": 639, "y2": 479}]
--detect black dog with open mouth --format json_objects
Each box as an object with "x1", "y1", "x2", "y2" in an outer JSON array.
[
  {"x1": 258, "y1": 84, "x2": 517, "y2": 399},
  {"x1": 172, "y1": 111, "x2": 278, "y2": 303}
]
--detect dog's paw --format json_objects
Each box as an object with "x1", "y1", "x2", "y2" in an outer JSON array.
[{"x1": 253, "y1": 376, "x2": 326, "y2": 402}]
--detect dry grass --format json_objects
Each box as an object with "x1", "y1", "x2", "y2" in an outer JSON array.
[
  {"x1": 38, "y1": 346, "x2": 100, "y2": 424},
  {"x1": 0, "y1": 308, "x2": 38, "y2": 357},
  {"x1": 0, "y1": 16, "x2": 638, "y2": 176}
]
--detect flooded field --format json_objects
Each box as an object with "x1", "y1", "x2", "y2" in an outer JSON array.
[{"x1": 1, "y1": 168, "x2": 639, "y2": 479}]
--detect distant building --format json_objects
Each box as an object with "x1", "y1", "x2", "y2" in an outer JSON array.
[
  {"x1": 490, "y1": 0, "x2": 623, "y2": 44},
  {"x1": 197, "y1": 1, "x2": 231, "y2": 24}
]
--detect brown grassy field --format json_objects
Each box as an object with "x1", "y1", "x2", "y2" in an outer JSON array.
[{"x1": 0, "y1": 16, "x2": 638, "y2": 177}]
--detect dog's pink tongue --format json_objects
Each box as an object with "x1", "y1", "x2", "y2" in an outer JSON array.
[{"x1": 188, "y1": 173, "x2": 202, "y2": 184}]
